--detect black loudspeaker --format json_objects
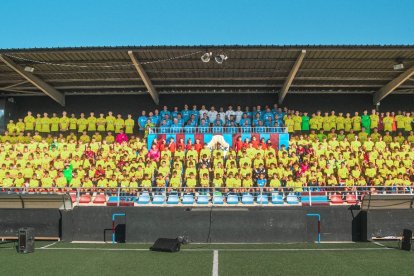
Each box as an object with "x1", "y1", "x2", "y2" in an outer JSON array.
[
  {"x1": 115, "y1": 224, "x2": 126, "y2": 243},
  {"x1": 401, "y1": 229, "x2": 412, "y2": 251},
  {"x1": 150, "y1": 238, "x2": 181, "y2": 252},
  {"x1": 18, "y1": 227, "x2": 35, "y2": 254}
]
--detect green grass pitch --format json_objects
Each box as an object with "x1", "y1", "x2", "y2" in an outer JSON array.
[{"x1": 0, "y1": 241, "x2": 412, "y2": 276}]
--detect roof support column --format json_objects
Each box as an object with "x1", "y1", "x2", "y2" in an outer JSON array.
[
  {"x1": 278, "y1": 49, "x2": 306, "y2": 105},
  {"x1": 128, "y1": 51, "x2": 159, "y2": 105},
  {"x1": 0, "y1": 54, "x2": 65, "y2": 106},
  {"x1": 373, "y1": 65, "x2": 414, "y2": 104}
]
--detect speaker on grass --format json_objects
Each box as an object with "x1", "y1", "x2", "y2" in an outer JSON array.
[
  {"x1": 17, "y1": 227, "x2": 35, "y2": 254},
  {"x1": 401, "y1": 229, "x2": 412, "y2": 251},
  {"x1": 150, "y1": 238, "x2": 181, "y2": 253}
]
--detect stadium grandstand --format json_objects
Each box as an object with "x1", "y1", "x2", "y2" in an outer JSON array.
[
  {"x1": 1, "y1": 44, "x2": 414, "y2": 274},
  {"x1": 3, "y1": 0, "x2": 414, "y2": 273},
  {"x1": 0, "y1": 45, "x2": 413, "y2": 207}
]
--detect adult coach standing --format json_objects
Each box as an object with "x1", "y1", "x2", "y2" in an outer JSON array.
[
  {"x1": 361, "y1": 110, "x2": 371, "y2": 134},
  {"x1": 138, "y1": 111, "x2": 148, "y2": 131},
  {"x1": 301, "y1": 112, "x2": 310, "y2": 134}
]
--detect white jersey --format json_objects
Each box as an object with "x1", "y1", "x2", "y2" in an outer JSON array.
[
  {"x1": 235, "y1": 111, "x2": 243, "y2": 123},
  {"x1": 218, "y1": 112, "x2": 226, "y2": 123},
  {"x1": 199, "y1": 109, "x2": 208, "y2": 118},
  {"x1": 225, "y1": 110, "x2": 235, "y2": 121},
  {"x1": 207, "y1": 110, "x2": 218, "y2": 122}
]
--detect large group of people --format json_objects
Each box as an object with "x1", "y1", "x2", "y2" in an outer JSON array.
[
  {"x1": 5, "y1": 105, "x2": 414, "y2": 137},
  {"x1": 0, "y1": 105, "x2": 413, "y2": 200}
]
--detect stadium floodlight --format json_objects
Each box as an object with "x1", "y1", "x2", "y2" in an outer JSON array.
[
  {"x1": 214, "y1": 54, "x2": 228, "y2": 64},
  {"x1": 201, "y1": 52, "x2": 212, "y2": 63},
  {"x1": 24, "y1": 66, "x2": 35, "y2": 72},
  {"x1": 393, "y1": 59, "x2": 404, "y2": 70},
  {"x1": 393, "y1": 63, "x2": 404, "y2": 70}
]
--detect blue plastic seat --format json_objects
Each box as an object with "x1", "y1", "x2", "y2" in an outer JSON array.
[
  {"x1": 227, "y1": 194, "x2": 239, "y2": 204},
  {"x1": 272, "y1": 193, "x2": 284, "y2": 204},
  {"x1": 152, "y1": 194, "x2": 165, "y2": 204},
  {"x1": 197, "y1": 194, "x2": 209, "y2": 204},
  {"x1": 242, "y1": 194, "x2": 254, "y2": 204},
  {"x1": 137, "y1": 193, "x2": 150, "y2": 204},
  {"x1": 108, "y1": 196, "x2": 118, "y2": 203},
  {"x1": 182, "y1": 194, "x2": 194, "y2": 204},
  {"x1": 127, "y1": 196, "x2": 137, "y2": 202},
  {"x1": 167, "y1": 194, "x2": 179, "y2": 204},
  {"x1": 287, "y1": 193, "x2": 300, "y2": 204},
  {"x1": 140, "y1": 191, "x2": 150, "y2": 198},
  {"x1": 213, "y1": 195, "x2": 224, "y2": 205},
  {"x1": 256, "y1": 194, "x2": 269, "y2": 204}
]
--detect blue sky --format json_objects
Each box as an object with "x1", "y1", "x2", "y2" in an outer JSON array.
[{"x1": 1, "y1": 0, "x2": 413, "y2": 48}]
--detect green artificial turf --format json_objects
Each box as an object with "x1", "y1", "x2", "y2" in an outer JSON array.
[
  {"x1": 0, "y1": 241, "x2": 411, "y2": 276},
  {"x1": 219, "y1": 249, "x2": 412, "y2": 276}
]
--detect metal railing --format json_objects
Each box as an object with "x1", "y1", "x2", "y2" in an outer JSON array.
[
  {"x1": 1, "y1": 185, "x2": 413, "y2": 207},
  {"x1": 148, "y1": 126, "x2": 288, "y2": 134}
]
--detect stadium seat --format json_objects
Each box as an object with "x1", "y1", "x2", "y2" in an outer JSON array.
[
  {"x1": 227, "y1": 194, "x2": 239, "y2": 204},
  {"x1": 93, "y1": 194, "x2": 106, "y2": 204},
  {"x1": 70, "y1": 194, "x2": 77, "y2": 203},
  {"x1": 213, "y1": 195, "x2": 224, "y2": 205},
  {"x1": 152, "y1": 194, "x2": 165, "y2": 205},
  {"x1": 197, "y1": 194, "x2": 209, "y2": 204},
  {"x1": 182, "y1": 194, "x2": 194, "y2": 204},
  {"x1": 106, "y1": 196, "x2": 134, "y2": 206},
  {"x1": 330, "y1": 194, "x2": 344, "y2": 204},
  {"x1": 128, "y1": 196, "x2": 137, "y2": 202},
  {"x1": 271, "y1": 193, "x2": 284, "y2": 204},
  {"x1": 301, "y1": 192, "x2": 329, "y2": 206},
  {"x1": 242, "y1": 194, "x2": 254, "y2": 204},
  {"x1": 137, "y1": 192, "x2": 151, "y2": 204},
  {"x1": 167, "y1": 194, "x2": 179, "y2": 205},
  {"x1": 120, "y1": 199, "x2": 134, "y2": 206},
  {"x1": 256, "y1": 194, "x2": 269, "y2": 204},
  {"x1": 79, "y1": 194, "x2": 91, "y2": 204},
  {"x1": 286, "y1": 193, "x2": 300, "y2": 204},
  {"x1": 346, "y1": 194, "x2": 357, "y2": 204},
  {"x1": 106, "y1": 196, "x2": 119, "y2": 206}
]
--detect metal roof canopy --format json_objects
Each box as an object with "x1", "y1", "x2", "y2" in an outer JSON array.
[{"x1": 0, "y1": 45, "x2": 414, "y2": 105}]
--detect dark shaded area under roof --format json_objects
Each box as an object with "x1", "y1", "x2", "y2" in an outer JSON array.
[{"x1": 0, "y1": 45, "x2": 413, "y2": 106}]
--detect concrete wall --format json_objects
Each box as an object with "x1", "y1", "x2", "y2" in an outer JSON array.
[
  {"x1": 362, "y1": 210, "x2": 414, "y2": 240},
  {"x1": 2, "y1": 207, "x2": 414, "y2": 243},
  {"x1": 62, "y1": 206, "x2": 361, "y2": 243},
  {"x1": 0, "y1": 209, "x2": 61, "y2": 238}
]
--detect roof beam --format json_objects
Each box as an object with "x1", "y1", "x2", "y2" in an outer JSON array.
[
  {"x1": 0, "y1": 80, "x2": 29, "y2": 90},
  {"x1": 278, "y1": 49, "x2": 306, "y2": 104},
  {"x1": 373, "y1": 65, "x2": 414, "y2": 104},
  {"x1": 127, "y1": 51, "x2": 159, "y2": 104},
  {"x1": 12, "y1": 83, "x2": 414, "y2": 90},
  {"x1": 4, "y1": 68, "x2": 400, "y2": 77},
  {"x1": 0, "y1": 88, "x2": 39, "y2": 94},
  {"x1": 21, "y1": 76, "x2": 396, "y2": 83},
  {"x1": 0, "y1": 54, "x2": 65, "y2": 106}
]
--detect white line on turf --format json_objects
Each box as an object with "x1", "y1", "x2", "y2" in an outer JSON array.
[
  {"x1": 39, "y1": 241, "x2": 59, "y2": 249},
  {"x1": 318, "y1": 241, "x2": 356, "y2": 244},
  {"x1": 71, "y1": 241, "x2": 108, "y2": 244},
  {"x1": 212, "y1": 250, "x2": 219, "y2": 276},
  {"x1": 71, "y1": 241, "x2": 357, "y2": 245},
  {"x1": 37, "y1": 247, "x2": 394, "y2": 252}
]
